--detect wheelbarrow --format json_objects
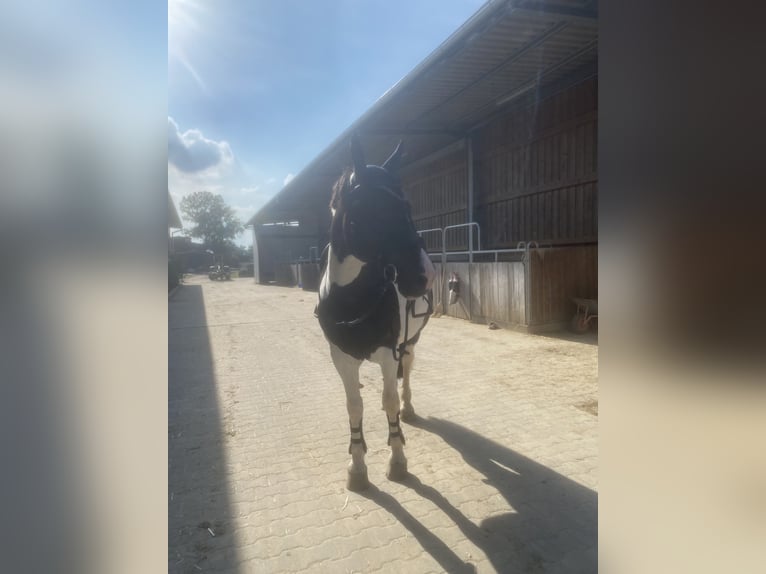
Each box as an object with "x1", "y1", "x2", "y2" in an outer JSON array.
[{"x1": 571, "y1": 297, "x2": 598, "y2": 333}]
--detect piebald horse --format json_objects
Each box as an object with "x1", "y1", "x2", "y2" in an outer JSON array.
[{"x1": 316, "y1": 136, "x2": 435, "y2": 491}]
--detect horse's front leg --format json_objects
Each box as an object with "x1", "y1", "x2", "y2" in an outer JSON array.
[
  {"x1": 399, "y1": 344, "x2": 416, "y2": 421},
  {"x1": 380, "y1": 354, "x2": 408, "y2": 481},
  {"x1": 330, "y1": 344, "x2": 369, "y2": 491}
]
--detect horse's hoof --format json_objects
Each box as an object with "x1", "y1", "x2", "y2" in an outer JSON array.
[
  {"x1": 386, "y1": 459, "x2": 408, "y2": 482},
  {"x1": 400, "y1": 404, "x2": 416, "y2": 422},
  {"x1": 347, "y1": 468, "x2": 370, "y2": 491}
]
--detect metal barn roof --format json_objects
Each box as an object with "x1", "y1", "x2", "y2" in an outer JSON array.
[{"x1": 249, "y1": 0, "x2": 597, "y2": 226}]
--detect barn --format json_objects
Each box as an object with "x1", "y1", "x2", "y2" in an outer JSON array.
[{"x1": 248, "y1": 0, "x2": 598, "y2": 332}]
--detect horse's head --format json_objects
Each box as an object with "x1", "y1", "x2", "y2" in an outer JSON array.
[{"x1": 330, "y1": 135, "x2": 435, "y2": 299}]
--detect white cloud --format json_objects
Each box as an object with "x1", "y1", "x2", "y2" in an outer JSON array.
[
  {"x1": 283, "y1": 173, "x2": 295, "y2": 186},
  {"x1": 233, "y1": 204, "x2": 255, "y2": 217},
  {"x1": 168, "y1": 117, "x2": 233, "y2": 173}
]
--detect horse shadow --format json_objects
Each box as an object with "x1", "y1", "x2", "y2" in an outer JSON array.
[{"x1": 362, "y1": 416, "x2": 597, "y2": 573}]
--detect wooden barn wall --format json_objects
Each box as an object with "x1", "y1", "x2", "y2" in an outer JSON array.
[
  {"x1": 255, "y1": 230, "x2": 319, "y2": 284},
  {"x1": 527, "y1": 244, "x2": 598, "y2": 328},
  {"x1": 474, "y1": 77, "x2": 598, "y2": 247},
  {"x1": 431, "y1": 262, "x2": 527, "y2": 327},
  {"x1": 402, "y1": 149, "x2": 468, "y2": 252},
  {"x1": 468, "y1": 263, "x2": 526, "y2": 326}
]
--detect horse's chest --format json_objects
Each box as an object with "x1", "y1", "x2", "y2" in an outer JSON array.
[{"x1": 317, "y1": 280, "x2": 401, "y2": 360}]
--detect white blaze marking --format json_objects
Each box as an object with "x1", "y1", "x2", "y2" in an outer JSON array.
[
  {"x1": 333, "y1": 253, "x2": 365, "y2": 286},
  {"x1": 320, "y1": 245, "x2": 366, "y2": 299}
]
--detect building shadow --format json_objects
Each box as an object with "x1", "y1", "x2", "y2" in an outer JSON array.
[
  {"x1": 534, "y1": 328, "x2": 599, "y2": 346},
  {"x1": 169, "y1": 285, "x2": 240, "y2": 573},
  {"x1": 370, "y1": 417, "x2": 597, "y2": 572}
]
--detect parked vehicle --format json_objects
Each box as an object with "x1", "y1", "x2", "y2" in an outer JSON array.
[{"x1": 208, "y1": 264, "x2": 231, "y2": 281}]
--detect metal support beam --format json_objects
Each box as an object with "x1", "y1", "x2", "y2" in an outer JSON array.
[
  {"x1": 467, "y1": 136, "x2": 475, "y2": 263},
  {"x1": 252, "y1": 226, "x2": 260, "y2": 283}
]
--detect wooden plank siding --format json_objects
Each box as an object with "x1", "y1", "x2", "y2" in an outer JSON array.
[
  {"x1": 430, "y1": 244, "x2": 595, "y2": 330},
  {"x1": 527, "y1": 245, "x2": 598, "y2": 329},
  {"x1": 469, "y1": 263, "x2": 526, "y2": 326},
  {"x1": 401, "y1": 77, "x2": 597, "y2": 253},
  {"x1": 474, "y1": 77, "x2": 598, "y2": 247},
  {"x1": 401, "y1": 149, "x2": 468, "y2": 251},
  {"x1": 476, "y1": 182, "x2": 598, "y2": 246},
  {"x1": 403, "y1": 78, "x2": 598, "y2": 332},
  {"x1": 431, "y1": 261, "x2": 526, "y2": 327}
]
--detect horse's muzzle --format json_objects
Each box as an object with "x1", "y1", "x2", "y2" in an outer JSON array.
[{"x1": 404, "y1": 249, "x2": 435, "y2": 300}]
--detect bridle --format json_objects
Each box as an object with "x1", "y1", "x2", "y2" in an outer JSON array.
[
  {"x1": 341, "y1": 181, "x2": 415, "y2": 250},
  {"x1": 318, "y1": 180, "x2": 433, "y2": 362}
]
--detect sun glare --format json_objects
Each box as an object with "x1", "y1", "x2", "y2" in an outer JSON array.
[
  {"x1": 168, "y1": 0, "x2": 208, "y2": 92},
  {"x1": 168, "y1": 0, "x2": 201, "y2": 49}
]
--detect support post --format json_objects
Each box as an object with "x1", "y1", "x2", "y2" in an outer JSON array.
[
  {"x1": 466, "y1": 135, "x2": 475, "y2": 321},
  {"x1": 252, "y1": 226, "x2": 260, "y2": 284},
  {"x1": 467, "y1": 136, "x2": 475, "y2": 263}
]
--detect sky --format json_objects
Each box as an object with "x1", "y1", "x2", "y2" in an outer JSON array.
[{"x1": 168, "y1": 0, "x2": 486, "y2": 246}]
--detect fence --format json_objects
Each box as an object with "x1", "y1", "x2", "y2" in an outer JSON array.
[{"x1": 428, "y1": 241, "x2": 596, "y2": 331}]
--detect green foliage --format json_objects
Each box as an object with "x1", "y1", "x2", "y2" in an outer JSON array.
[
  {"x1": 235, "y1": 245, "x2": 252, "y2": 262},
  {"x1": 180, "y1": 191, "x2": 243, "y2": 255}
]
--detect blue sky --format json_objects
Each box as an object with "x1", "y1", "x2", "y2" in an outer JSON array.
[{"x1": 168, "y1": 0, "x2": 485, "y2": 246}]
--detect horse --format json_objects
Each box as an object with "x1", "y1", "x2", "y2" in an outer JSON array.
[{"x1": 315, "y1": 135, "x2": 435, "y2": 491}]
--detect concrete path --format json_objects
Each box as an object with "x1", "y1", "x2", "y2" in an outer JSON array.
[{"x1": 169, "y1": 276, "x2": 598, "y2": 573}]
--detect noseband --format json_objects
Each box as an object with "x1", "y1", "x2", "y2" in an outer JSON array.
[{"x1": 341, "y1": 182, "x2": 420, "y2": 260}]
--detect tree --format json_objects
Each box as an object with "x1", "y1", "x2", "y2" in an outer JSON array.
[
  {"x1": 236, "y1": 245, "x2": 252, "y2": 262},
  {"x1": 180, "y1": 191, "x2": 243, "y2": 260}
]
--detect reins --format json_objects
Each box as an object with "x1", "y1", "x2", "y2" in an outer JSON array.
[{"x1": 392, "y1": 289, "x2": 432, "y2": 362}]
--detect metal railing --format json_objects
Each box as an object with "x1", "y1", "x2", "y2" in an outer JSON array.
[
  {"x1": 416, "y1": 228, "x2": 444, "y2": 254},
  {"x1": 442, "y1": 223, "x2": 481, "y2": 263},
  {"x1": 415, "y1": 222, "x2": 551, "y2": 263},
  {"x1": 413, "y1": 228, "x2": 557, "y2": 324}
]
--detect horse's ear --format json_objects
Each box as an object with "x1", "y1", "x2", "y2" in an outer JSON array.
[
  {"x1": 350, "y1": 134, "x2": 366, "y2": 180},
  {"x1": 382, "y1": 140, "x2": 404, "y2": 173}
]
